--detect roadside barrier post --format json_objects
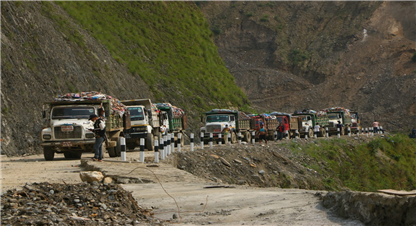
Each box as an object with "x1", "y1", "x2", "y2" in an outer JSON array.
[
  {"x1": 325, "y1": 127, "x2": 329, "y2": 138},
  {"x1": 251, "y1": 131, "x2": 255, "y2": 144},
  {"x1": 361, "y1": 128, "x2": 364, "y2": 135},
  {"x1": 209, "y1": 133, "x2": 213, "y2": 148},
  {"x1": 163, "y1": 134, "x2": 170, "y2": 157},
  {"x1": 190, "y1": 133, "x2": 194, "y2": 151},
  {"x1": 167, "y1": 134, "x2": 171, "y2": 155},
  {"x1": 274, "y1": 131, "x2": 278, "y2": 140},
  {"x1": 160, "y1": 137, "x2": 165, "y2": 160},
  {"x1": 228, "y1": 132, "x2": 231, "y2": 145},
  {"x1": 139, "y1": 138, "x2": 145, "y2": 163},
  {"x1": 120, "y1": 137, "x2": 126, "y2": 161},
  {"x1": 171, "y1": 134, "x2": 175, "y2": 153},
  {"x1": 348, "y1": 127, "x2": 351, "y2": 137},
  {"x1": 238, "y1": 132, "x2": 242, "y2": 144},
  {"x1": 200, "y1": 132, "x2": 204, "y2": 149},
  {"x1": 286, "y1": 130, "x2": 289, "y2": 140},
  {"x1": 295, "y1": 130, "x2": 299, "y2": 139},
  {"x1": 371, "y1": 127, "x2": 374, "y2": 136},
  {"x1": 154, "y1": 140, "x2": 159, "y2": 163},
  {"x1": 305, "y1": 134, "x2": 308, "y2": 139},
  {"x1": 337, "y1": 128, "x2": 340, "y2": 138},
  {"x1": 366, "y1": 128, "x2": 369, "y2": 137},
  {"x1": 380, "y1": 126, "x2": 384, "y2": 134},
  {"x1": 177, "y1": 133, "x2": 182, "y2": 153},
  {"x1": 218, "y1": 133, "x2": 222, "y2": 146}
]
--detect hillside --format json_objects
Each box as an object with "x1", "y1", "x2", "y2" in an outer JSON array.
[
  {"x1": 198, "y1": 1, "x2": 416, "y2": 130},
  {"x1": 1, "y1": 1, "x2": 248, "y2": 156}
]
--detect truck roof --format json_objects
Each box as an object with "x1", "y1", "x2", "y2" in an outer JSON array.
[
  {"x1": 44, "y1": 99, "x2": 110, "y2": 105},
  {"x1": 204, "y1": 109, "x2": 238, "y2": 114}
]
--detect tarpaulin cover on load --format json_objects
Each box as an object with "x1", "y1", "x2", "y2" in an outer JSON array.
[
  {"x1": 53, "y1": 91, "x2": 126, "y2": 117},
  {"x1": 154, "y1": 103, "x2": 185, "y2": 119}
]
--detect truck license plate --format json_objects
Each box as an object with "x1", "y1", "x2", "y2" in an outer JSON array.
[
  {"x1": 61, "y1": 126, "x2": 74, "y2": 132},
  {"x1": 62, "y1": 142, "x2": 72, "y2": 147}
]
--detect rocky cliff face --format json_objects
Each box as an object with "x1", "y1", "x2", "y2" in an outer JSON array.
[
  {"x1": 199, "y1": 1, "x2": 416, "y2": 130},
  {"x1": 1, "y1": 2, "x2": 154, "y2": 155},
  {"x1": 3, "y1": 2, "x2": 246, "y2": 156}
]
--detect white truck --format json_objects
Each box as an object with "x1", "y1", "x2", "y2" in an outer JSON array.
[
  {"x1": 200, "y1": 109, "x2": 252, "y2": 144},
  {"x1": 121, "y1": 99, "x2": 162, "y2": 151},
  {"x1": 40, "y1": 98, "x2": 130, "y2": 161}
]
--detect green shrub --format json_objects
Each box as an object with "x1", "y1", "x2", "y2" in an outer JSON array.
[
  {"x1": 260, "y1": 15, "x2": 269, "y2": 22},
  {"x1": 246, "y1": 12, "x2": 253, "y2": 17}
]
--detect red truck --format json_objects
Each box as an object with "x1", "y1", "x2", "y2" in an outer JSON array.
[
  {"x1": 270, "y1": 112, "x2": 302, "y2": 138},
  {"x1": 250, "y1": 114, "x2": 279, "y2": 140}
]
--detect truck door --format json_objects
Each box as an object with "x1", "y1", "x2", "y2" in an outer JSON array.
[{"x1": 284, "y1": 117, "x2": 289, "y2": 131}]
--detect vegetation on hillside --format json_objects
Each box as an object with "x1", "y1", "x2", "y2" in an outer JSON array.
[
  {"x1": 288, "y1": 134, "x2": 416, "y2": 192},
  {"x1": 43, "y1": 1, "x2": 248, "y2": 114}
]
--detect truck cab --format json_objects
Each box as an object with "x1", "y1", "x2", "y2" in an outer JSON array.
[
  {"x1": 200, "y1": 110, "x2": 237, "y2": 143},
  {"x1": 122, "y1": 99, "x2": 160, "y2": 151},
  {"x1": 41, "y1": 99, "x2": 127, "y2": 160}
]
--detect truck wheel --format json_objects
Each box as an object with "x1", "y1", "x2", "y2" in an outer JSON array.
[
  {"x1": 320, "y1": 128, "x2": 326, "y2": 137},
  {"x1": 44, "y1": 147, "x2": 55, "y2": 161},
  {"x1": 108, "y1": 147, "x2": 117, "y2": 157},
  {"x1": 244, "y1": 131, "x2": 251, "y2": 142},
  {"x1": 146, "y1": 133, "x2": 154, "y2": 151},
  {"x1": 308, "y1": 129, "x2": 314, "y2": 138},
  {"x1": 231, "y1": 132, "x2": 237, "y2": 144}
]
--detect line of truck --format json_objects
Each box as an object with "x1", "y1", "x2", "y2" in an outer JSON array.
[
  {"x1": 40, "y1": 92, "x2": 186, "y2": 161},
  {"x1": 39, "y1": 92, "x2": 360, "y2": 160},
  {"x1": 199, "y1": 107, "x2": 360, "y2": 144}
]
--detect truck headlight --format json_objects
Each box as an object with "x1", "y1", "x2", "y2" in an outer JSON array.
[
  {"x1": 86, "y1": 133, "x2": 95, "y2": 139},
  {"x1": 43, "y1": 134, "x2": 52, "y2": 140}
]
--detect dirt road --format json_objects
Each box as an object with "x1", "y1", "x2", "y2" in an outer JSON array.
[{"x1": 0, "y1": 149, "x2": 365, "y2": 225}]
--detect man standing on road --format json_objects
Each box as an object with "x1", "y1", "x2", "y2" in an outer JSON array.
[
  {"x1": 373, "y1": 120, "x2": 380, "y2": 133},
  {"x1": 277, "y1": 123, "x2": 284, "y2": 141},
  {"x1": 222, "y1": 124, "x2": 231, "y2": 144},
  {"x1": 314, "y1": 123, "x2": 320, "y2": 137},
  {"x1": 89, "y1": 114, "x2": 106, "y2": 162}
]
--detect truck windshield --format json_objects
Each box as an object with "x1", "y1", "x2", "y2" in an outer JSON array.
[
  {"x1": 206, "y1": 115, "x2": 229, "y2": 123},
  {"x1": 52, "y1": 107, "x2": 94, "y2": 119},
  {"x1": 328, "y1": 114, "x2": 340, "y2": 119},
  {"x1": 128, "y1": 107, "x2": 145, "y2": 121}
]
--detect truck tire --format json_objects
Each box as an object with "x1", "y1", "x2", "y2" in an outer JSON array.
[
  {"x1": 320, "y1": 128, "x2": 326, "y2": 137},
  {"x1": 308, "y1": 129, "x2": 314, "y2": 138},
  {"x1": 108, "y1": 147, "x2": 117, "y2": 157},
  {"x1": 231, "y1": 132, "x2": 237, "y2": 144},
  {"x1": 44, "y1": 147, "x2": 55, "y2": 161},
  {"x1": 146, "y1": 133, "x2": 154, "y2": 151},
  {"x1": 244, "y1": 131, "x2": 251, "y2": 142}
]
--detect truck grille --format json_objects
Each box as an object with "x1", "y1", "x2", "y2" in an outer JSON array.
[
  {"x1": 206, "y1": 125, "x2": 221, "y2": 133},
  {"x1": 54, "y1": 126, "x2": 83, "y2": 139}
]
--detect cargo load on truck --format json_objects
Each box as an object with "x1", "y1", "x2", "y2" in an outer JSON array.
[
  {"x1": 40, "y1": 91, "x2": 130, "y2": 160},
  {"x1": 201, "y1": 109, "x2": 252, "y2": 144}
]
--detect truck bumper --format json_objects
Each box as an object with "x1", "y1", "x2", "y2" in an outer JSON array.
[
  {"x1": 41, "y1": 140, "x2": 95, "y2": 148},
  {"x1": 126, "y1": 132, "x2": 147, "y2": 142}
]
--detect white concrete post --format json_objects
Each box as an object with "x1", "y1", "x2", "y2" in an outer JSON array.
[
  {"x1": 337, "y1": 128, "x2": 340, "y2": 138},
  {"x1": 326, "y1": 127, "x2": 329, "y2": 138},
  {"x1": 286, "y1": 130, "x2": 289, "y2": 140},
  {"x1": 348, "y1": 127, "x2": 351, "y2": 137},
  {"x1": 177, "y1": 133, "x2": 182, "y2": 153},
  {"x1": 252, "y1": 131, "x2": 255, "y2": 144},
  {"x1": 238, "y1": 132, "x2": 242, "y2": 144},
  {"x1": 154, "y1": 140, "x2": 159, "y2": 163},
  {"x1": 366, "y1": 128, "x2": 369, "y2": 137},
  {"x1": 200, "y1": 132, "x2": 204, "y2": 149},
  {"x1": 209, "y1": 133, "x2": 213, "y2": 148},
  {"x1": 139, "y1": 138, "x2": 145, "y2": 163},
  {"x1": 190, "y1": 133, "x2": 194, "y2": 151},
  {"x1": 120, "y1": 137, "x2": 126, "y2": 161},
  {"x1": 274, "y1": 131, "x2": 278, "y2": 140},
  {"x1": 160, "y1": 137, "x2": 165, "y2": 160},
  {"x1": 166, "y1": 134, "x2": 171, "y2": 155},
  {"x1": 164, "y1": 135, "x2": 169, "y2": 156},
  {"x1": 218, "y1": 133, "x2": 222, "y2": 146},
  {"x1": 170, "y1": 134, "x2": 175, "y2": 153}
]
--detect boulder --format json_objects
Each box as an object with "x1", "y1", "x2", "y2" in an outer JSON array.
[{"x1": 79, "y1": 171, "x2": 104, "y2": 183}]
